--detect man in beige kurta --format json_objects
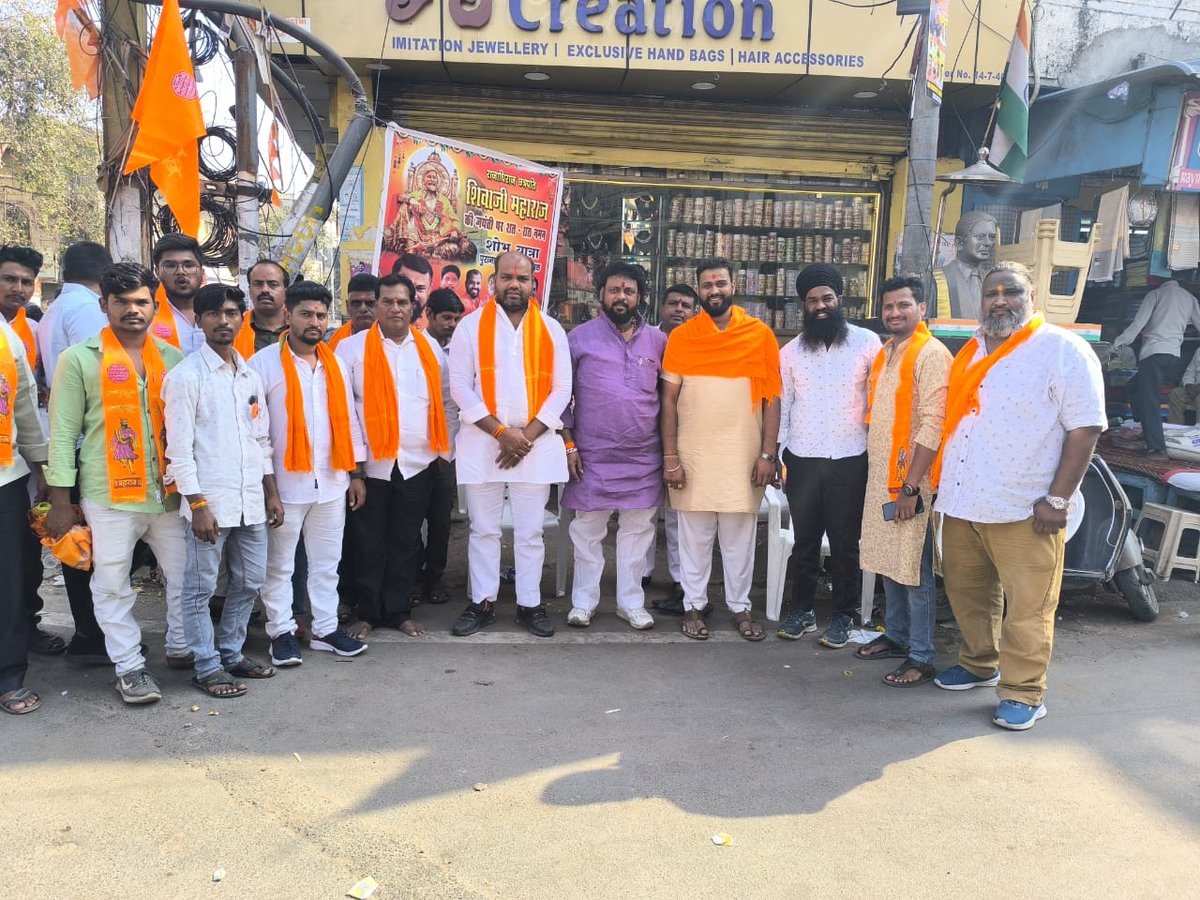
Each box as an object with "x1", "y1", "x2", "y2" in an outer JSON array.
[
  {"x1": 660, "y1": 259, "x2": 781, "y2": 641},
  {"x1": 856, "y1": 276, "x2": 951, "y2": 686}
]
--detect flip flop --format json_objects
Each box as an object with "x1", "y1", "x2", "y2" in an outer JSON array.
[
  {"x1": 228, "y1": 656, "x2": 275, "y2": 679},
  {"x1": 191, "y1": 670, "x2": 247, "y2": 698},
  {"x1": 883, "y1": 658, "x2": 937, "y2": 688},
  {"x1": 0, "y1": 687, "x2": 41, "y2": 715},
  {"x1": 854, "y1": 635, "x2": 909, "y2": 660}
]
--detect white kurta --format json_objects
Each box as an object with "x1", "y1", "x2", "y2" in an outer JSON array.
[{"x1": 448, "y1": 305, "x2": 571, "y2": 485}]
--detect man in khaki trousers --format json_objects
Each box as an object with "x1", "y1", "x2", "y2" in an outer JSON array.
[{"x1": 932, "y1": 262, "x2": 1105, "y2": 731}]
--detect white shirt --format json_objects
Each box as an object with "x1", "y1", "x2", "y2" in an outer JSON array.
[
  {"x1": 335, "y1": 327, "x2": 459, "y2": 480},
  {"x1": 0, "y1": 320, "x2": 48, "y2": 488},
  {"x1": 936, "y1": 325, "x2": 1107, "y2": 524},
  {"x1": 1115, "y1": 281, "x2": 1200, "y2": 360},
  {"x1": 163, "y1": 343, "x2": 274, "y2": 527},
  {"x1": 778, "y1": 324, "x2": 881, "y2": 459},
  {"x1": 37, "y1": 282, "x2": 107, "y2": 386},
  {"x1": 248, "y1": 342, "x2": 366, "y2": 505},
  {"x1": 156, "y1": 303, "x2": 206, "y2": 355},
  {"x1": 448, "y1": 305, "x2": 571, "y2": 485}
]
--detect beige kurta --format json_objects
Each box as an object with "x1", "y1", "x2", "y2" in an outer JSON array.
[
  {"x1": 859, "y1": 335, "x2": 952, "y2": 586},
  {"x1": 662, "y1": 372, "x2": 765, "y2": 514}
]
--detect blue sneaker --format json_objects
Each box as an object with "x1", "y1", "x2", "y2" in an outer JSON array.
[
  {"x1": 310, "y1": 628, "x2": 367, "y2": 657},
  {"x1": 934, "y1": 664, "x2": 1000, "y2": 691},
  {"x1": 269, "y1": 632, "x2": 303, "y2": 667},
  {"x1": 993, "y1": 700, "x2": 1047, "y2": 731},
  {"x1": 777, "y1": 609, "x2": 817, "y2": 640},
  {"x1": 818, "y1": 614, "x2": 853, "y2": 649}
]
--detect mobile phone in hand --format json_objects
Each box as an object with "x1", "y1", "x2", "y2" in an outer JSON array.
[{"x1": 882, "y1": 496, "x2": 924, "y2": 520}]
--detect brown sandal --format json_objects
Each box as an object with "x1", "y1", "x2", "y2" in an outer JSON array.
[
  {"x1": 682, "y1": 610, "x2": 709, "y2": 640},
  {"x1": 732, "y1": 611, "x2": 766, "y2": 642}
]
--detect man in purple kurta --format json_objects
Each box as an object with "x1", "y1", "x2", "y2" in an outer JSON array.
[{"x1": 561, "y1": 262, "x2": 666, "y2": 630}]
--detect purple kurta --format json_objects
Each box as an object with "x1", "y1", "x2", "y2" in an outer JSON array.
[{"x1": 561, "y1": 315, "x2": 667, "y2": 512}]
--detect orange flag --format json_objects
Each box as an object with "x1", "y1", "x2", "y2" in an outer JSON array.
[
  {"x1": 267, "y1": 119, "x2": 283, "y2": 207},
  {"x1": 54, "y1": 0, "x2": 101, "y2": 100},
  {"x1": 122, "y1": 0, "x2": 207, "y2": 237}
]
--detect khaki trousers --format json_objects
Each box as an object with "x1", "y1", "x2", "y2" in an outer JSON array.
[
  {"x1": 1167, "y1": 385, "x2": 1198, "y2": 425},
  {"x1": 941, "y1": 515, "x2": 1065, "y2": 705}
]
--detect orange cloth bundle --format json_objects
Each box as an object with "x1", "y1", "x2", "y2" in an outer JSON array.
[{"x1": 28, "y1": 503, "x2": 93, "y2": 571}]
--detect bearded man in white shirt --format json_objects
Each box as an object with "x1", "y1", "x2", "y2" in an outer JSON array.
[
  {"x1": 448, "y1": 252, "x2": 571, "y2": 638},
  {"x1": 163, "y1": 284, "x2": 283, "y2": 697},
  {"x1": 335, "y1": 274, "x2": 458, "y2": 639},
  {"x1": 776, "y1": 263, "x2": 880, "y2": 649},
  {"x1": 934, "y1": 262, "x2": 1105, "y2": 731}
]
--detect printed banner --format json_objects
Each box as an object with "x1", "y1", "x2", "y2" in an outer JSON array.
[
  {"x1": 373, "y1": 124, "x2": 564, "y2": 309},
  {"x1": 1170, "y1": 92, "x2": 1200, "y2": 192},
  {"x1": 925, "y1": 0, "x2": 950, "y2": 105}
]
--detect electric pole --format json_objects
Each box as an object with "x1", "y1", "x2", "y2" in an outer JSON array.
[
  {"x1": 100, "y1": 0, "x2": 149, "y2": 263},
  {"x1": 900, "y1": 10, "x2": 940, "y2": 283},
  {"x1": 231, "y1": 18, "x2": 260, "y2": 276}
]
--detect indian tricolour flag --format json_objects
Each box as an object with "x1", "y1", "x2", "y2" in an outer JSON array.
[{"x1": 990, "y1": 0, "x2": 1032, "y2": 181}]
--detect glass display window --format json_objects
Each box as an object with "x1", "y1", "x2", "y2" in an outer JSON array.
[{"x1": 551, "y1": 178, "x2": 882, "y2": 336}]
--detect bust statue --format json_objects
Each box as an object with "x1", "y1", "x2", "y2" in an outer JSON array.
[{"x1": 934, "y1": 211, "x2": 999, "y2": 319}]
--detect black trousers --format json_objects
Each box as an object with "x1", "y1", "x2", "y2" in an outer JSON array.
[
  {"x1": 416, "y1": 460, "x2": 455, "y2": 590},
  {"x1": 1, "y1": 477, "x2": 32, "y2": 693},
  {"x1": 783, "y1": 450, "x2": 868, "y2": 618},
  {"x1": 1133, "y1": 353, "x2": 1182, "y2": 452},
  {"x1": 352, "y1": 462, "x2": 437, "y2": 625}
]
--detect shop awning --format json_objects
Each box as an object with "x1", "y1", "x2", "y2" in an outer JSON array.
[{"x1": 1024, "y1": 60, "x2": 1200, "y2": 187}]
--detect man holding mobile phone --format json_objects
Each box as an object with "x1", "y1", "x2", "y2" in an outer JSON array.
[{"x1": 855, "y1": 276, "x2": 952, "y2": 687}]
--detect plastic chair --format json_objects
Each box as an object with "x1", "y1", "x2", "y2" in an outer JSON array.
[{"x1": 997, "y1": 219, "x2": 1098, "y2": 324}]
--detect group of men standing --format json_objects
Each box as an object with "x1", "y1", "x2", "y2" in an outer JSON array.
[{"x1": 0, "y1": 234, "x2": 1104, "y2": 732}]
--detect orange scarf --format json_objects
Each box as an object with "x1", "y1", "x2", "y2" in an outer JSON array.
[
  {"x1": 328, "y1": 321, "x2": 354, "y2": 350},
  {"x1": 865, "y1": 322, "x2": 932, "y2": 495},
  {"x1": 932, "y1": 314, "x2": 1044, "y2": 487},
  {"x1": 478, "y1": 299, "x2": 554, "y2": 423},
  {"x1": 0, "y1": 326, "x2": 18, "y2": 466},
  {"x1": 233, "y1": 311, "x2": 255, "y2": 359},
  {"x1": 278, "y1": 339, "x2": 357, "y2": 473},
  {"x1": 662, "y1": 305, "x2": 782, "y2": 405},
  {"x1": 99, "y1": 327, "x2": 172, "y2": 503},
  {"x1": 361, "y1": 325, "x2": 450, "y2": 460},
  {"x1": 10, "y1": 307, "x2": 36, "y2": 370},
  {"x1": 149, "y1": 284, "x2": 181, "y2": 348}
]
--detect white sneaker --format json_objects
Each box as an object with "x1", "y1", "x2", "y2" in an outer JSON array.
[
  {"x1": 616, "y1": 607, "x2": 655, "y2": 630},
  {"x1": 566, "y1": 607, "x2": 593, "y2": 627}
]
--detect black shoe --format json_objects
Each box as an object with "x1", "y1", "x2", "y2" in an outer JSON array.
[
  {"x1": 641, "y1": 574, "x2": 653, "y2": 588},
  {"x1": 651, "y1": 582, "x2": 685, "y2": 614},
  {"x1": 516, "y1": 605, "x2": 555, "y2": 638},
  {"x1": 64, "y1": 635, "x2": 147, "y2": 666},
  {"x1": 452, "y1": 601, "x2": 497, "y2": 637}
]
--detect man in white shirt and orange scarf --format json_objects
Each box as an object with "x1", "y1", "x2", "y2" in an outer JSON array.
[
  {"x1": 44, "y1": 263, "x2": 189, "y2": 705},
  {"x1": 248, "y1": 281, "x2": 369, "y2": 666},
  {"x1": 854, "y1": 275, "x2": 951, "y2": 688},
  {"x1": 661, "y1": 258, "x2": 781, "y2": 642},
  {"x1": 934, "y1": 261, "x2": 1105, "y2": 730},
  {"x1": 335, "y1": 273, "x2": 457, "y2": 638},
  {"x1": 448, "y1": 251, "x2": 572, "y2": 638}
]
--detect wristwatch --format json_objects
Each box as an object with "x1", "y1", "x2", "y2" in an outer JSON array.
[
  {"x1": 901, "y1": 483, "x2": 920, "y2": 498},
  {"x1": 760, "y1": 452, "x2": 778, "y2": 464},
  {"x1": 1042, "y1": 494, "x2": 1070, "y2": 510}
]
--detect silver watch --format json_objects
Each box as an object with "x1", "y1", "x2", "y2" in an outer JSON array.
[{"x1": 1042, "y1": 494, "x2": 1070, "y2": 511}]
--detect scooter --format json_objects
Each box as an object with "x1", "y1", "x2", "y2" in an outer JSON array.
[{"x1": 1062, "y1": 455, "x2": 1158, "y2": 621}]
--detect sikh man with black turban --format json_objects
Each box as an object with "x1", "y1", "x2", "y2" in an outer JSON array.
[{"x1": 774, "y1": 263, "x2": 883, "y2": 648}]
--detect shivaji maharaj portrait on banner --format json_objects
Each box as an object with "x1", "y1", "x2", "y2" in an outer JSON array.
[{"x1": 383, "y1": 149, "x2": 478, "y2": 262}]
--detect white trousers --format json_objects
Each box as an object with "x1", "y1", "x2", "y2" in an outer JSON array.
[
  {"x1": 465, "y1": 482, "x2": 551, "y2": 608},
  {"x1": 81, "y1": 500, "x2": 188, "y2": 677},
  {"x1": 570, "y1": 507, "x2": 657, "y2": 613},
  {"x1": 262, "y1": 498, "x2": 344, "y2": 639},
  {"x1": 642, "y1": 505, "x2": 681, "y2": 582},
  {"x1": 676, "y1": 510, "x2": 757, "y2": 614}
]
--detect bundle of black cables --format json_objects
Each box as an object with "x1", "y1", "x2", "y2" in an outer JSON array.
[
  {"x1": 184, "y1": 11, "x2": 220, "y2": 67},
  {"x1": 153, "y1": 194, "x2": 240, "y2": 268},
  {"x1": 199, "y1": 125, "x2": 238, "y2": 182}
]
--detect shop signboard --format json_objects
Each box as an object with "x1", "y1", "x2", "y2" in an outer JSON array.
[
  {"x1": 373, "y1": 124, "x2": 564, "y2": 308},
  {"x1": 1170, "y1": 92, "x2": 1200, "y2": 193},
  {"x1": 286, "y1": 1, "x2": 1019, "y2": 84}
]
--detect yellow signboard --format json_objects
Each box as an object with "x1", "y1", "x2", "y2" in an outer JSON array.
[{"x1": 290, "y1": 0, "x2": 1018, "y2": 84}]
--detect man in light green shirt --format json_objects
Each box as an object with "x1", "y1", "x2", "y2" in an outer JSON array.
[{"x1": 45, "y1": 263, "x2": 188, "y2": 705}]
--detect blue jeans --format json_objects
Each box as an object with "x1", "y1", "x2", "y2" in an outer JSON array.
[
  {"x1": 881, "y1": 525, "x2": 937, "y2": 664},
  {"x1": 181, "y1": 522, "x2": 268, "y2": 679}
]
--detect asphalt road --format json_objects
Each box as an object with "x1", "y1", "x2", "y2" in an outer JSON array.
[{"x1": 5, "y1": 527, "x2": 1199, "y2": 899}]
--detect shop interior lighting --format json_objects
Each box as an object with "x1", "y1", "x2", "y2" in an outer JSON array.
[
  {"x1": 691, "y1": 81, "x2": 717, "y2": 90},
  {"x1": 525, "y1": 71, "x2": 551, "y2": 81},
  {"x1": 365, "y1": 61, "x2": 390, "y2": 71}
]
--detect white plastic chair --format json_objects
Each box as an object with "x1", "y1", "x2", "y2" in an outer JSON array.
[{"x1": 763, "y1": 485, "x2": 876, "y2": 624}]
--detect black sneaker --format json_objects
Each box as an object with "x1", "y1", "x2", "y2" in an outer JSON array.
[
  {"x1": 452, "y1": 601, "x2": 497, "y2": 637},
  {"x1": 270, "y1": 632, "x2": 304, "y2": 667},
  {"x1": 516, "y1": 604, "x2": 555, "y2": 638},
  {"x1": 311, "y1": 629, "x2": 367, "y2": 657}
]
